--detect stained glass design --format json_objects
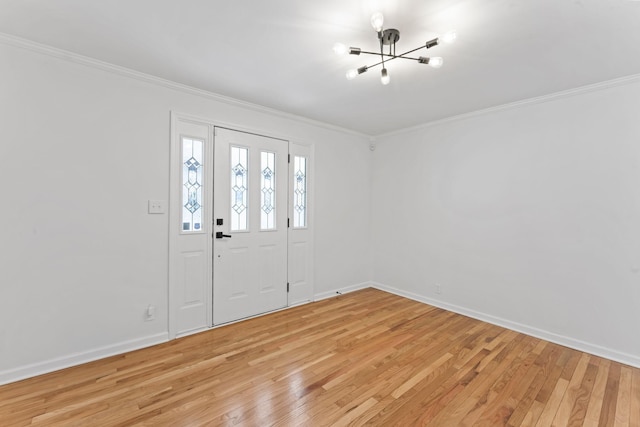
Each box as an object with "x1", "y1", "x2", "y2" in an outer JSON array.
[
  {"x1": 182, "y1": 138, "x2": 203, "y2": 232},
  {"x1": 261, "y1": 151, "x2": 276, "y2": 230},
  {"x1": 293, "y1": 156, "x2": 307, "y2": 228},
  {"x1": 231, "y1": 146, "x2": 248, "y2": 231}
]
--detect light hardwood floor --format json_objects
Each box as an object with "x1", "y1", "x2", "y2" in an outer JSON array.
[{"x1": 1, "y1": 288, "x2": 638, "y2": 426}]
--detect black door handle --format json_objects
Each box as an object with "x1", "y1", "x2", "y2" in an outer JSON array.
[{"x1": 216, "y1": 232, "x2": 232, "y2": 239}]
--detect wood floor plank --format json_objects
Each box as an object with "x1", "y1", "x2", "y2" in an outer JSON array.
[
  {"x1": 420, "y1": 334, "x2": 531, "y2": 426},
  {"x1": 535, "y1": 377, "x2": 570, "y2": 426},
  {"x1": 632, "y1": 368, "x2": 640, "y2": 427},
  {"x1": 551, "y1": 353, "x2": 590, "y2": 426},
  {"x1": 566, "y1": 360, "x2": 598, "y2": 427},
  {"x1": 460, "y1": 337, "x2": 541, "y2": 426},
  {"x1": 600, "y1": 362, "x2": 622, "y2": 426},
  {"x1": 614, "y1": 366, "x2": 633, "y2": 427},
  {"x1": 0, "y1": 288, "x2": 638, "y2": 426},
  {"x1": 475, "y1": 348, "x2": 542, "y2": 426},
  {"x1": 507, "y1": 342, "x2": 561, "y2": 426},
  {"x1": 583, "y1": 358, "x2": 612, "y2": 427},
  {"x1": 522, "y1": 400, "x2": 546, "y2": 427}
]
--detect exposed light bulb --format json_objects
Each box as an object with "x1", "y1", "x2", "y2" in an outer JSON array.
[
  {"x1": 333, "y1": 43, "x2": 347, "y2": 55},
  {"x1": 346, "y1": 69, "x2": 358, "y2": 80},
  {"x1": 428, "y1": 57, "x2": 444, "y2": 68},
  {"x1": 381, "y1": 68, "x2": 390, "y2": 85},
  {"x1": 370, "y1": 12, "x2": 384, "y2": 32},
  {"x1": 425, "y1": 38, "x2": 439, "y2": 49},
  {"x1": 441, "y1": 32, "x2": 457, "y2": 44}
]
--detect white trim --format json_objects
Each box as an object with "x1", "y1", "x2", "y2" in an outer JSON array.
[
  {"x1": 376, "y1": 73, "x2": 640, "y2": 140},
  {"x1": 208, "y1": 301, "x2": 313, "y2": 329},
  {"x1": 313, "y1": 282, "x2": 370, "y2": 302},
  {"x1": 168, "y1": 112, "x2": 179, "y2": 340},
  {"x1": 175, "y1": 326, "x2": 210, "y2": 339},
  {"x1": 0, "y1": 32, "x2": 367, "y2": 139},
  {"x1": 5, "y1": 282, "x2": 636, "y2": 386},
  {"x1": 171, "y1": 115, "x2": 316, "y2": 330},
  {"x1": 205, "y1": 125, "x2": 215, "y2": 329},
  {"x1": 182, "y1": 112, "x2": 309, "y2": 152},
  {"x1": 371, "y1": 282, "x2": 640, "y2": 369},
  {"x1": 0, "y1": 333, "x2": 169, "y2": 386},
  {"x1": 288, "y1": 299, "x2": 313, "y2": 309}
]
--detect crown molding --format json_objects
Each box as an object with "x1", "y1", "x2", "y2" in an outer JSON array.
[
  {"x1": 376, "y1": 72, "x2": 640, "y2": 140},
  {"x1": 0, "y1": 32, "x2": 369, "y2": 140},
  {"x1": 5, "y1": 31, "x2": 639, "y2": 141}
]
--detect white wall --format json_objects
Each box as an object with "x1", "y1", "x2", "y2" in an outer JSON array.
[
  {"x1": 0, "y1": 40, "x2": 372, "y2": 383},
  {"x1": 372, "y1": 78, "x2": 640, "y2": 367},
  {"x1": 5, "y1": 32, "x2": 638, "y2": 385}
]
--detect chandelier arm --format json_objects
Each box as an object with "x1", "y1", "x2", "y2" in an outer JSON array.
[
  {"x1": 363, "y1": 60, "x2": 385, "y2": 70},
  {"x1": 358, "y1": 44, "x2": 428, "y2": 59},
  {"x1": 362, "y1": 56, "x2": 399, "y2": 70},
  {"x1": 394, "y1": 45, "x2": 427, "y2": 58},
  {"x1": 356, "y1": 53, "x2": 423, "y2": 70},
  {"x1": 391, "y1": 55, "x2": 422, "y2": 61},
  {"x1": 357, "y1": 52, "x2": 422, "y2": 61},
  {"x1": 358, "y1": 50, "x2": 394, "y2": 57}
]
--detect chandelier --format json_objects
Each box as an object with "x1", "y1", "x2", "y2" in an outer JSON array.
[{"x1": 334, "y1": 12, "x2": 456, "y2": 85}]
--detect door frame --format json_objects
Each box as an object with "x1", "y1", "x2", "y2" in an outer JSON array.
[{"x1": 168, "y1": 112, "x2": 315, "y2": 339}]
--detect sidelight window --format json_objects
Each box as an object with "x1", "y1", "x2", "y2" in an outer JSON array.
[
  {"x1": 260, "y1": 151, "x2": 276, "y2": 230},
  {"x1": 181, "y1": 137, "x2": 203, "y2": 232},
  {"x1": 293, "y1": 155, "x2": 307, "y2": 228}
]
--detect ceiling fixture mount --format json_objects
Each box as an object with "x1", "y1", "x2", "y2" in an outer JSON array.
[{"x1": 334, "y1": 12, "x2": 456, "y2": 85}]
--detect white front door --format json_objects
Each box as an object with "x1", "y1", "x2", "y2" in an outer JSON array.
[{"x1": 213, "y1": 127, "x2": 288, "y2": 325}]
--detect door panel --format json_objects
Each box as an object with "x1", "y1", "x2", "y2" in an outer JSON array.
[
  {"x1": 183, "y1": 251, "x2": 206, "y2": 304},
  {"x1": 287, "y1": 143, "x2": 314, "y2": 305},
  {"x1": 169, "y1": 116, "x2": 213, "y2": 337},
  {"x1": 213, "y1": 127, "x2": 288, "y2": 325}
]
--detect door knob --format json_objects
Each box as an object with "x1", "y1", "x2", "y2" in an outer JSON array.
[{"x1": 216, "y1": 232, "x2": 232, "y2": 239}]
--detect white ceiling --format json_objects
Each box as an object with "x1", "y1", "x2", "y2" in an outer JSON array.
[{"x1": 2, "y1": 0, "x2": 640, "y2": 135}]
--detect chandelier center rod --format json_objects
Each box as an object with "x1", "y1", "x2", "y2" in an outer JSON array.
[{"x1": 379, "y1": 29, "x2": 400, "y2": 46}]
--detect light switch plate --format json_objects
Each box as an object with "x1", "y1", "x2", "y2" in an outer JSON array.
[{"x1": 148, "y1": 200, "x2": 166, "y2": 214}]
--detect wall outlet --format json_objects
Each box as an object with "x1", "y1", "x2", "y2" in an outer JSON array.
[
  {"x1": 148, "y1": 200, "x2": 166, "y2": 214},
  {"x1": 435, "y1": 284, "x2": 442, "y2": 295}
]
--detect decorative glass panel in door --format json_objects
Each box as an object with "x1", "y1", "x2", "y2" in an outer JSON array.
[
  {"x1": 261, "y1": 151, "x2": 276, "y2": 230},
  {"x1": 181, "y1": 137, "x2": 204, "y2": 232},
  {"x1": 230, "y1": 146, "x2": 248, "y2": 232}
]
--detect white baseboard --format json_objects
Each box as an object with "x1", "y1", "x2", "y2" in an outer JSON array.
[
  {"x1": 5, "y1": 282, "x2": 637, "y2": 386},
  {"x1": 314, "y1": 282, "x2": 370, "y2": 302},
  {"x1": 0, "y1": 332, "x2": 169, "y2": 386},
  {"x1": 371, "y1": 282, "x2": 640, "y2": 369}
]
